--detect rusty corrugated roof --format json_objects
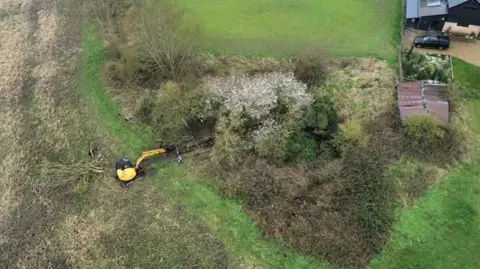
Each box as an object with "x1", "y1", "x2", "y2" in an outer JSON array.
[{"x1": 397, "y1": 81, "x2": 450, "y2": 125}]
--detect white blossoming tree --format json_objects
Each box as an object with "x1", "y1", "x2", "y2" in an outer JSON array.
[{"x1": 205, "y1": 72, "x2": 312, "y2": 164}]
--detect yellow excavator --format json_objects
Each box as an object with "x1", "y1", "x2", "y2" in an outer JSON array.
[{"x1": 115, "y1": 142, "x2": 183, "y2": 187}]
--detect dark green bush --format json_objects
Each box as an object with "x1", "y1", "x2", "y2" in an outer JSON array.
[
  {"x1": 285, "y1": 130, "x2": 317, "y2": 163},
  {"x1": 303, "y1": 97, "x2": 339, "y2": 139}
]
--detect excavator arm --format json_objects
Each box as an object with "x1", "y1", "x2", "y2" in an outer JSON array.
[
  {"x1": 134, "y1": 148, "x2": 167, "y2": 169},
  {"x1": 134, "y1": 144, "x2": 182, "y2": 169}
]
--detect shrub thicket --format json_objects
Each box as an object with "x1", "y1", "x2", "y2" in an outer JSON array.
[
  {"x1": 303, "y1": 97, "x2": 338, "y2": 138},
  {"x1": 205, "y1": 72, "x2": 312, "y2": 165},
  {"x1": 294, "y1": 47, "x2": 328, "y2": 88},
  {"x1": 138, "y1": 0, "x2": 201, "y2": 81},
  {"x1": 97, "y1": 0, "x2": 202, "y2": 86},
  {"x1": 136, "y1": 82, "x2": 207, "y2": 143},
  {"x1": 404, "y1": 114, "x2": 446, "y2": 143}
]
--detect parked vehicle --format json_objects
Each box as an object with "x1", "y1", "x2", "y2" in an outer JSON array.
[{"x1": 413, "y1": 35, "x2": 450, "y2": 50}]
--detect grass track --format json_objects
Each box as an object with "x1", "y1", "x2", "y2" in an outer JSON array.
[
  {"x1": 370, "y1": 59, "x2": 480, "y2": 269},
  {"x1": 171, "y1": 0, "x2": 401, "y2": 61},
  {"x1": 82, "y1": 26, "x2": 333, "y2": 269}
]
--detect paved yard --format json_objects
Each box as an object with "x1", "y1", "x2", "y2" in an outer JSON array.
[{"x1": 403, "y1": 30, "x2": 480, "y2": 66}]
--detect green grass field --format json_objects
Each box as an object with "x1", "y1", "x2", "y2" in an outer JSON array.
[
  {"x1": 370, "y1": 59, "x2": 480, "y2": 269},
  {"x1": 172, "y1": 0, "x2": 401, "y2": 60}
]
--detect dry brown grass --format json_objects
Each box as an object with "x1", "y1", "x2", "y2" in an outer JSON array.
[
  {"x1": 320, "y1": 58, "x2": 396, "y2": 123},
  {"x1": 0, "y1": 1, "x2": 229, "y2": 268},
  {"x1": 0, "y1": 0, "x2": 31, "y2": 232}
]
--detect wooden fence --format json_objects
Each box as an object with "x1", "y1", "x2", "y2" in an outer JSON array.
[{"x1": 397, "y1": 0, "x2": 406, "y2": 82}]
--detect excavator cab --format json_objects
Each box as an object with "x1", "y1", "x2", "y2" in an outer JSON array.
[
  {"x1": 116, "y1": 158, "x2": 134, "y2": 170},
  {"x1": 115, "y1": 158, "x2": 138, "y2": 185}
]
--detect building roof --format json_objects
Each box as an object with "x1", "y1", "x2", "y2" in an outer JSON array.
[
  {"x1": 397, "y1": 81, "x2": 450, "y2": 125},
  {"x1": 406, "y1": 0, "x2": 449, "y2": 19},
  {"x1": 448, "y1": 0, "x2": 469, "y2": 8},
  {"x1": 419, "y1": 0, "x2": 448, "y2": 17},
  {"x1": 406, "y1": 0, "x2": 419, "y2": 18}
]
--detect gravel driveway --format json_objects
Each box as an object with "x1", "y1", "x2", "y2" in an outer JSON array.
[{"x1": 403, "y1": 30, "x2": 480, "y2": 66}]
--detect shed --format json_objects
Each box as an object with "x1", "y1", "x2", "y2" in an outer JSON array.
[{"x1": 397, "y1": 81, "x2": 450, "y2": 125}]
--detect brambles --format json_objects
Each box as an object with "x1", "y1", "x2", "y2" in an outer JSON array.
[
  {"x1": 404, "y1": 115, "x2": 446, "y2": 143},
  {"x1": 387, "y1": 158, "x2": 442, "y2": 206},
  {"x1": 338, "y1": 146, "x2": 395, "y2": 258}
]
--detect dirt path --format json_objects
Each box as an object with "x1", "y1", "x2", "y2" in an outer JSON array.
[{"x1": 403, "y1": 30, "x2": 480, "y2": 66}]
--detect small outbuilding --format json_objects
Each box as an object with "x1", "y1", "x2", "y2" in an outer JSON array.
[{"x1": 397, "y1": 80, "x2": 450, "y2": 125}]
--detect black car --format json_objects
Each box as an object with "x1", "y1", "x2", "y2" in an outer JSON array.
[{"x1": 413, "y1": 35, "x2": 450, "y2": 50}]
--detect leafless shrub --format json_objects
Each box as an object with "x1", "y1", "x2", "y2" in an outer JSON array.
[
  {"x1": 294, "y1": 47, "x2": 328, "y2": 88},
  {"x1": 90, "y1": 0, "x2": 121, "y2": 47},
  {"x1": 138, "y1": 0, "x2": 201, "y2": 81}
]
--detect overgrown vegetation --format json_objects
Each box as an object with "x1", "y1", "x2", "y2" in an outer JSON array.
[
  {"x1": 370, "y1": 59, "x2": 480, "y2": 269},
  {"x1": 96, "y1": 0, "x2": 202, "y2": 86},
  {"x1": 89, "y1": 1, "x2": 473, "y2": 268},
  {"x1": 84, "y1": 25, "x2": 333, "y2": 269},
  {"x1": 138, "y1": 0, "x2": 201, "y2": 81},
  {"x1": 402, "y1": 49, "x2": 452, "y2": 82},
  {"x1": 294, "y1": 47, "x2": 328, "y2": 88},
  {"x1": 404, "y1": 114, "x2": 446, "y2": 143}
]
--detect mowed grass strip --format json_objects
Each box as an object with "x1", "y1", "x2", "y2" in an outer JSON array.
[
  {"x1": 370, "y1": 59, "x2": 480, "y2": 269},
  {"x1": 172, "y1": 0, "x2": 401, "y2": 60},
  {"x1": 82, "y1": 26, "x2": 333, "y2": 269},
  {"x1": 82, "y1": 25, "x2": 230, "y2": 269}
]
